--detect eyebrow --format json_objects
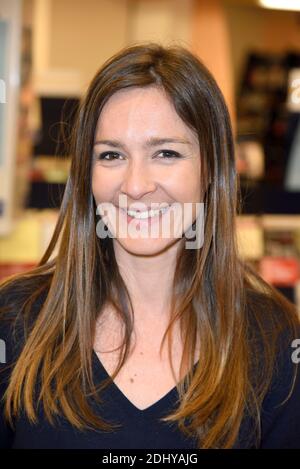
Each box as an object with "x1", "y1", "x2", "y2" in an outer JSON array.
[{"x1": 93, "y1": 137, "x2": 192, "y2": 149}]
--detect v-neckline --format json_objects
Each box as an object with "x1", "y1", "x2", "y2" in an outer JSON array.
[{"x1": 92, "y1": 349, "x2": 198, "y2": 416}]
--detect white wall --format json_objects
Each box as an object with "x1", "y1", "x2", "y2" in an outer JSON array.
[{"x1": 32, "y1": 0, "x2": 193, "y2": 94}]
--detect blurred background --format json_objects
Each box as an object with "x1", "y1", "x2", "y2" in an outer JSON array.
[{"x1": 0, "y1": 0, "x2": 300, "y2": 310}]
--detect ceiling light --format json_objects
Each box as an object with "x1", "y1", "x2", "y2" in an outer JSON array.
[{"x1": 258, "y1": 0, "x2": 300, "y2": 11}]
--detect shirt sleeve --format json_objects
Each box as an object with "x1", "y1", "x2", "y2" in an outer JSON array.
[
  {"x1": 260, "y1": 327, "x2": 300, "y2": 448},
  {"x1": 0, "y1": 316, "x2": 16, "y2": 448},
  {"x1": 0, "y1": 284, "x2": 48, "y2": 448}
]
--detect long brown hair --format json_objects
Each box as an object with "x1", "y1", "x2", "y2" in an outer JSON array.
[{"x1": 1, "y1": 42, "x2": 299, "y2": 448}]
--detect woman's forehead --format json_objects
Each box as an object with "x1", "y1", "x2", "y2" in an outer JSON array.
[{"x1": 95, "y1": 86, "x2": 198, "y2": 145}]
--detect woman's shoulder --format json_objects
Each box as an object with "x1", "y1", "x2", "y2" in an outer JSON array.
[
  {"x1": 245, "y1": 285, "x2": 300, "y2": 376},
  {"x1": 259, "y1": 319, "x2": 300, "y2": 448},
  {"x1": 0, "y1": 273, "x2": 51, "y2": 309},
  {"x1": 244, "y1": 287, "x2": 300, "y2": 447},
  {"x1": 245, "y1": 286, "x2": 300, "y2": 341},
  {"x1": 0, "y1": 275, "x2": 51, "y2": 361}
]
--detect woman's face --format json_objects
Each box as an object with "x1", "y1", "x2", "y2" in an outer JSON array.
[{"x1": 92, "y1": 85, "x2": 202, "y2": 256}]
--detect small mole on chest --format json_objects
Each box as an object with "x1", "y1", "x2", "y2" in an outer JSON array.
[
  {"x1": 130, "y1": 373, "x2": 137, "y2": 383},
  {"x1": 128, "y1": 351, "x2": 143, "y2": 383}
]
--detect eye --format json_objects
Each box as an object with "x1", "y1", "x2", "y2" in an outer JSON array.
[
  {"x1": 95, "y1": 150, "x2": 182, "y2": 162},
  {"x1": 97, "y1": 152, "x2": 123, "y2": 161},
  {"x1": 157, "y1": 150, "x2": 182, "y2": 159}
]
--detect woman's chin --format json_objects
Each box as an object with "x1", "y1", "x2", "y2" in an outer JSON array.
[{"x1": 113, "y1": 235, "x2": 181, "y2": 256}]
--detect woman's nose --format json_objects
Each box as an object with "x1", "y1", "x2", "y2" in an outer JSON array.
[{"x1": 120, "y1": 160, "x2": 157, "y2": 199}]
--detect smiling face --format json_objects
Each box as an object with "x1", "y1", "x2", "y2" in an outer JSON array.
[{"x1": 92, "y1": 85, "x2": 202, "y2": 256}]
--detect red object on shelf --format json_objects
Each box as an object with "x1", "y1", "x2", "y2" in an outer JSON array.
[
  {"x1": 29, "y1": 168, "x2": 46, "y2": 182},
  {"x1": 259, "y1": 256, "x2": 300, "y2": 287}
]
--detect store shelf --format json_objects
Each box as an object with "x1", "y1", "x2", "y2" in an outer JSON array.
[
  {"x1": 237, "y1": 213, "x2": 300, "y2": 311},
  {"x1": 0, "y1": 209, "x2": 59, "y2": 281}
]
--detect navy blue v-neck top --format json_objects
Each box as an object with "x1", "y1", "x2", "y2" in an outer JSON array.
[
  {"x1": 1, "y1": 347, "x2": 199, "y2": 449},
  {"x1": 1, "y1": 287, "x2": 300, "y2": 449}
]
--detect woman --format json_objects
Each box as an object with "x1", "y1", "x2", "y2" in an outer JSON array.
[{"x1": 1, "y1": 42, "x2": 300, "y2": 449}]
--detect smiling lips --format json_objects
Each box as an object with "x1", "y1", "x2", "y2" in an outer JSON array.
[
  {"x1": 117, "y1": 204, "x2": 171, "y2": 219},
  {"x1": 116, "y1": 205, "x2": 171, "y2": 223},
  {"x1": 126, "y1": 206, "x2": 169, "y2": 219}
]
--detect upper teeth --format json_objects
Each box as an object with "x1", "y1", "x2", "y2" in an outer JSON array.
[{"x1": 126, "y1": 207, "x2": 169, "y2": 219}]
